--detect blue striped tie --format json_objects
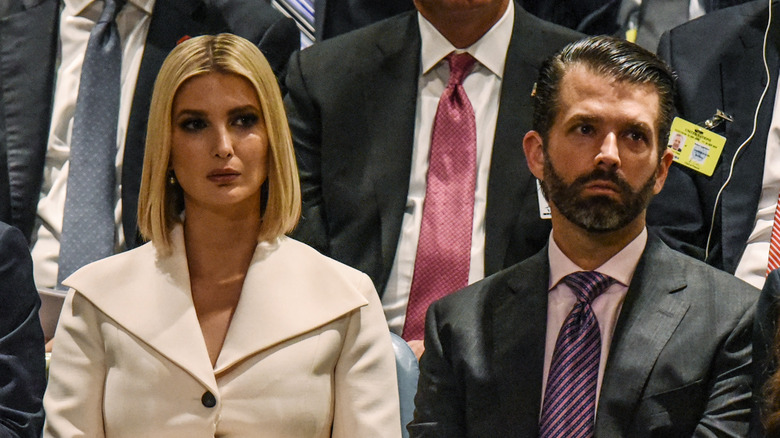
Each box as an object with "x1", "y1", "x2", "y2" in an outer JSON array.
[
  {"x1": 539, "y1": 271, "x2": 615, "y2": 438},
  {"x1": 273, "y1": 0, "x2": 314, "y2": 46}
]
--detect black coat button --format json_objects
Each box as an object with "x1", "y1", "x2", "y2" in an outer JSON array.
[{"x1": 201, "y1": 391, "x2": 217, "y2": 408}]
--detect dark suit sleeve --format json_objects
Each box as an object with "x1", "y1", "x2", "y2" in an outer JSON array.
[
  {"x1": 646, "y1": 31, "x2": 710, "y2": 263},
  {"x1": 256, "y1": 16, "x2": 300, "y2": 95},
  {"x1": 694, "y1": 291, "x2": 754, "y2": 436},
  {"x1": 407, "y1": 303, "x2": 466, "y2": 437},
  {"x1": 284, "y1": 51, "x2": 330, "y2": 254},
  {"x1": 0, "y1": 224, "x2": 45, "y2": 438}
]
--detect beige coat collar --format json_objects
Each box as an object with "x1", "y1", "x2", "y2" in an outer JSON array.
[{"x1": 64, "y1": 226, "x2": 369, "y2": 391}]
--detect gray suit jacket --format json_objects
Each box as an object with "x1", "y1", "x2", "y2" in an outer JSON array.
[
  {"x1": 0, "y1": 0, "x2": 299, "y2": 247},
  {"x1": 285, "y1": 3, "x2": 583, "y2": 296},
  {"x1": 410, "y1": 235, "x2": 758, "y2": 437}
]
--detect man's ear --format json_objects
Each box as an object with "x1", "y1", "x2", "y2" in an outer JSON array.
[
  {"x1": 523, "y1": 130, "x2": 545, "y2": 180},
  {"x1": 653, "y1": 148, "x2": 674, "y2": 195}
]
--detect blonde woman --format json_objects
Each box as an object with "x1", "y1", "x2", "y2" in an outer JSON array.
[{"x1": 44, "y1": 34, "x2": 400, "y2": 437}]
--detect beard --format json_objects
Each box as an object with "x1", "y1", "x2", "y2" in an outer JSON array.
[{"x1": 541, "y1": 154, "x2": 658, "y2": 234}]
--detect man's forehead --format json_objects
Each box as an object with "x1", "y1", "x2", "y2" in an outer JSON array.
[{"x1": 557, "y1": 65, "x2": 660, "y2": 116}]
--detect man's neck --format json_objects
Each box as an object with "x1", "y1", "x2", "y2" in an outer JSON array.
[
  {"x1": 551, "y1": 213, "x2": 647, "y2": 271},
  {"x1": 415, "y1": 0, "x2": 510, "y2": 48}
]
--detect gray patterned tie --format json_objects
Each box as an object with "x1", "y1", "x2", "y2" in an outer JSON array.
[{"x1": 58, "y1": 0, "x2": 125, "y2": 286}]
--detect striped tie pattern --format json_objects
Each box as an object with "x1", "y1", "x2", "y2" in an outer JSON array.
[
  {"x1": 539, "y1": 271, "x2": 615, "y2": 438},
  {"x1": 272, "y1": 0, "x2": 314, "y2": 46},
  {"x1": 768, "y1": 193, "x2": 780, "y2": 275}
]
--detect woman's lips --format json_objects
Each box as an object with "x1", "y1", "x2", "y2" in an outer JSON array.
[{"x1": 207, "y1": 169, "x2": 240, "y2": 183}]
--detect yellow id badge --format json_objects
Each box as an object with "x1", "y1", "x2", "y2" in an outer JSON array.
[{"x1": 667, "y1": 117, "x2": 726, "y2": 177}]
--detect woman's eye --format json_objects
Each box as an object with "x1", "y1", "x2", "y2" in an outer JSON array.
[
  {"x1": 179, "y1": 118, "x2": 207, "y2": 131},
  {"x1": 234, "y1": 113, "x2": 259, "y2": 127}
]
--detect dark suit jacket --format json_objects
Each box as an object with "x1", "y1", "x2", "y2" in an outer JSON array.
[
  {"x1": 0, "y1": 222, "x2": 45, "y2": 438},
  {"x1": 0, "y1": 0, "x2": 299, "y2": 247},
  {"x1": 410, "y1": 235, "x2": 757, "y2": 437},
  {"x1": 285, "y1": 3, "x2": 583, "y2": 296},
  {"x1": 313, "y1": 0, "x2": 414, "y2": 40},
  {"x1": 647, "y1": 0, "x2": 777, "y2": 275}
]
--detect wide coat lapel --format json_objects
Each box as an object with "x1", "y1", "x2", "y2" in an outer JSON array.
[
  {"x1": 362, "y1": 13, "x2": 420, "y2": 291},
  {"x1": 214, "y1": 238, "x2": 369, "y2": 374},
  {"x1": 64, "y1": 230, "x2": 369, "y2": 390},
  {"x1": 0, "y1": 0, "x2": 59, "y2": 240},
  {"x1": 64, "y1": 229, "x2": 219, "y2": 393},
  {"x1": 595, "y1": 237, "x2": 690, "y2": 435},
  {"x1": 492, "y1": 250, "x2": 549, "y2": 436}
]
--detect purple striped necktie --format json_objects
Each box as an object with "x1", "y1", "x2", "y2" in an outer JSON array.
[
  {"x1": 402, "y1": 52, "x2": 477, "y2": 341},
  {"x1": 539, "y1": 271, "x2": 615, "y2": 438}
]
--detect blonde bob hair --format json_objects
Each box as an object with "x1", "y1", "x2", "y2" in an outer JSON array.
[{"x1": 138, "y1": 33, "x2": 301, "y2": 253}]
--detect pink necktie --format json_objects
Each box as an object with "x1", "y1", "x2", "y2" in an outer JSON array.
[
  {"x1": 768, "y1": 193, "x2": 780, "y2": 275},
  {"x1": 540, "y1": 272, "x2": 615, "y2": 438},
  {"x1": 402, "y1": 52, "x2": 477, "y2": 341}
]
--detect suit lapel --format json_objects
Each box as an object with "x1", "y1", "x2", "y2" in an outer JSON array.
[
  {"x1": 0, "y1": 0, "x2": 59, "y2": 239},
  {"x1": 595, "y1": 238, "x2": 690, "y2": 435},
  {"x1": 718, "y1": 3, "x2": 778, "y2": 273},
  {"x1": 363, "y1": 13, "x2": 420, "y2": 290},
  {"x1": 493, "y1": 250, "x2": 548, "y2": 436}
]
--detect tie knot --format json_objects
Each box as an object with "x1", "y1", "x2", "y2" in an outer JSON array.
[
  {"x1": 563, "y1": 271, "x2": 614, "y2": 304},
  {"x1": 99, "y1": 0, "x2": 126, "y2": 23},
  {"x1": 445, "y1": 52, "x2": 476, "y2": 86}
]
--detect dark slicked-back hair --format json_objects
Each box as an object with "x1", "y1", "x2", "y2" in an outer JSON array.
[{"x1": 532, "y1": 35, "x2": 676, "y2": 154}]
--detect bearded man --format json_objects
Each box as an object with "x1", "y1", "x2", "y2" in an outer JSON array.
[{"x1": 408, "y1": 35, "x2": 758, "y2": 438}]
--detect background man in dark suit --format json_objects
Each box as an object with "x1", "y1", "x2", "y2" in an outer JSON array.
[
  {"x1": 0, "y1": 221, "x2": 45, "y2": 437},
  {"x1": 0, "y1": 0, "x2": 298, "y2": 288},
  {"x1": 314, "y1": 0, "x2": 414, "y2": 40},
  {"x1": 285, "y1": 0, "x2": 582, "y2": 354},
  {"x1": 410, "y1": 36, "x2": 757, "y2": 436},
  {"x1": 647, "y1": 0, "x2": 778, "y2": 291}
]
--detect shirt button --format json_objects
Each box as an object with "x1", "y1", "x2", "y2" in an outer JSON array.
[{"x1": 201, "y1": 391, "x2": 217, "y2": 408}]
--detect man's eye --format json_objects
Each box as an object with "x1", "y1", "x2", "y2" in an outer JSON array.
[
  {"x1": 578, "y1": 125, "x2": 594, "y2": 135},
  {"x1": 627, "y1": 131, "x2": 647, "y2": 142},
  {"x1": 179, "y1": 118, "x2": 207, "y2": 131}
]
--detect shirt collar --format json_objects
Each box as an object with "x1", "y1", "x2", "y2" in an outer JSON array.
[
  {"x1": 547, "y1": 228, "x2": 648, "y2": 290},
  {"x1": 66, "y1": 0, "x2": 155, "y2": 17},
  {"x1": 418, "y1": 0, "x2": 514, "y2": 78}
]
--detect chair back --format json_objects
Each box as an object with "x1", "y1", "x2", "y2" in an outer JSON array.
[{"x1": 390, "y1": 333, "x2": 419, "y2": 437}]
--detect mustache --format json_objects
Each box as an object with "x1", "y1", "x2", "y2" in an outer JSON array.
[{"x1": 570, "y1": 168, "x2": 634, "y2": 194}]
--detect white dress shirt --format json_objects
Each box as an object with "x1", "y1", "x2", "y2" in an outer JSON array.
[
  {"x1": 31, "y1": 0, "x2": 154, "y2": 288},
  {"x1": 734, "y1": 71, "x2": 780, "y2": 289},
  {"x1": 381, "y1": 1, "x2": 515, "y2": 334},
  {"x1": 542, "y1": 228, "x2": 647, "y2": 415}
]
